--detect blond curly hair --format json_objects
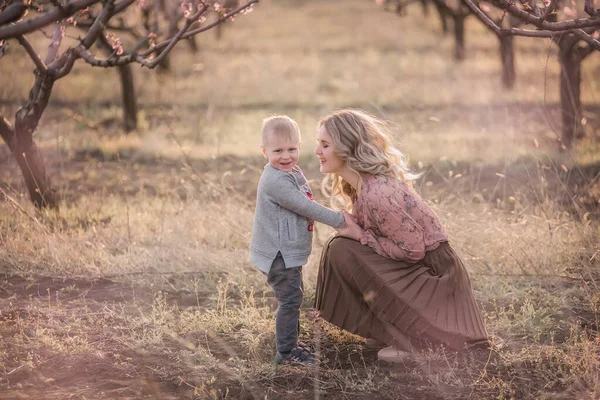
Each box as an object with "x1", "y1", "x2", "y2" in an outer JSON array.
[{"x1": 318, "y1": 109, "x2": 419, "y2": 210}]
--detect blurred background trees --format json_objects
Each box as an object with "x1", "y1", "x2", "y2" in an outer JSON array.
[{"x1": 0, "y1": 0, "x2": 256, "y2": 209}]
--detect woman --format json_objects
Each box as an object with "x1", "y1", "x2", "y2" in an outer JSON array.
[{"x1": 313, "y1": 109, "x2": 489, "y2": 362}]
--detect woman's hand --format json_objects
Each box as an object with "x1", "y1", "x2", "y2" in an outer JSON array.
[{"x1": 336, "y1": 211, "x2": 364, "y2": 241}]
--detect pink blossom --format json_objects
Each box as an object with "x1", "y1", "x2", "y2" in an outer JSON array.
[
  {"x1": 214, "y1": 1, "x2": 222, "y2": 11},
  {"x1": 106, "y1": 33, "x2": 124, "y2": 56},
  {"x1": 181, "y1": 1, "x2": 193, "y2": 18},
  {"x1": 480, "y1": 1, "x2": 492, "y2": 12}
]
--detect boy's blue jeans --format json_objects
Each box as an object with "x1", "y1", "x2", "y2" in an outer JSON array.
[{"x1": 265, "y1": 253, "x2": 303, "y2": 353}]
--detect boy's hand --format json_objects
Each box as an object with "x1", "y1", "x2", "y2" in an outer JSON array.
[{"x1": 336, "y1": 211, "x2": 363, "y2": 241}]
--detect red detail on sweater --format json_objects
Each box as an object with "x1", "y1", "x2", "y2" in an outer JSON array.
[{"x1": 307, "y1": 191, "x2": 314, "y2": 231}]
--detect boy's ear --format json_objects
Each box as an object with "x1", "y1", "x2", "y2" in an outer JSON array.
[
  {"x1": 298, "y1": 141, "x2": 302, "y2": 148},
  {"x1": 260, "y1": 145, "x2": 267, "y2": 159}
]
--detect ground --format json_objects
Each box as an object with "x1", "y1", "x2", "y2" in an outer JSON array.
[{"x1": 0, "y1": 0, "x2": 599, "y2": 399}]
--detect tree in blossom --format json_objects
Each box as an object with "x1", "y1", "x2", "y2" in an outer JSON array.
[
  {"x1": 375, "y1": 0, "x2": 600, "y2": 145},
  {"x1": 463, "y1": 0, "x2": 600, "y2": 147},
  {"x1": 0, "y1": 0, "x2": 257, "y2": 210}
]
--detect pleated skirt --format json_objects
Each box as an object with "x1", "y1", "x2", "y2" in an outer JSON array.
[{"x1": 314, "y1": 237, "x2": 489, "y2": 352}]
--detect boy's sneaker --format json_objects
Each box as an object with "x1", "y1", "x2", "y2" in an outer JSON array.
[{"x1": 275, "y1": 345, "x2": 318, "y2": 366}]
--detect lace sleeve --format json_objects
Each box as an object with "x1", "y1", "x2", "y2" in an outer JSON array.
[{"x1": 358, "y1": 180, "x2": 426, "y2": 262}]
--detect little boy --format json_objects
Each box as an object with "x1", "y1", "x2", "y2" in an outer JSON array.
[{"x1": 249, "y1": 115, "x2": 345, "y2": 366}]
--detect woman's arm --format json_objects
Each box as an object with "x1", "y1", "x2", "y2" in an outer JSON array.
[
  {"x1": 336, "y1": 211, "x2": 363, "y2": 240},
  {"x1": 359, "y1": 181, "x2": 426, "y2": 262}
]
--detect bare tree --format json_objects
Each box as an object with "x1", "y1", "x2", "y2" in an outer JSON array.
[
  {"x1": 462, "y1": 0, "x2": 600, "y2": 147},
  {"x1": 75, "y1": 0, "x2": 204, "y2": 131},
  {"x1": 0, "y1": 0, "x2": 258, "y2": 210},
  {"x1": 377, "y1": 0, "x2": 471, "y2": 61}
]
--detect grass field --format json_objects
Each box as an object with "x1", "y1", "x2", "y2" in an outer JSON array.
[{"x1": 1, "y1": 0, "x2": 599, "y2": 398}]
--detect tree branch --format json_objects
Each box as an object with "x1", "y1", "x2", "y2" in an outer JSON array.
[
  {"x1": 147, "y1": 4, "x2": 208, "y2": 68},
  {"x1": 45, "y1": 24, "x2": 64, "y2": 65},
  {"x1": 488, "y1": 0, "x2": 600, "y2": 31},
  {"x1": 572, "y1": 29, "x2": 600, "y2": 52},
  {"x1": 462, "y1": 0, "x2": 501, "y2": 35},
  {"x1": 52, "y1": 47, "x2": 78, "y2": 78},
  {"x1": 0, "y1": 0, "x2": 98, "y2": 40},
  {"x1": 75, "y1": 19, "x2": 142, "y2": 39},
  {"x1": 463, "y1": 0, "x2": 562, "y2": 38},
  {"x1": 72, "y1": 0, "x2": 258, "y2": 69},
  {"x1": 81, "y1": 0, "x2": 116, "y2": 49},
  {"x1": 74, "y1": 44, "x2": 149, "y2": 67},
  {"x1": 141, "y1": 0, "x2": 259, "y2": 57},
  {"x1": 16, "y1": 34, "x2": 47, "y2": 73}
]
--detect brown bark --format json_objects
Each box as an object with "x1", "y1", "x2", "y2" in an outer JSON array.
[
  {"x1": 187, "y1": 36, "x2": 198, "y2": 52},
  {"x1": 434, "y1": 2, "x2": 449, "y2": 33},
  {"x1": 118, "y1": 63, "x2": 138, "y2": 132},
  {"x1": 0, "y1": 116, "x2": 15, "y2": 150},
  {"x1": 499, "y1": 34, "x2": 515, "y2": 89},
  {"x1": 9, "y1": 72, "x2": 59, "y2": 209},
  {"x1": 96, "y1": 35, "x2": 138, "y2": 132},
  {"x1": 558, "y1": 40, "x2": 583, "y2": 148},
  {"x1": 1, "y1": 113, "x2": 58, "y2": 210},
  {"x1": 453, "y1": 15, "x2": 466, "y2": 61}
]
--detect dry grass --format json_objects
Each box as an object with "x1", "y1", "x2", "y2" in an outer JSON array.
[{"x1": 1, "y1": 0, "x2": 600, "y2": 398}]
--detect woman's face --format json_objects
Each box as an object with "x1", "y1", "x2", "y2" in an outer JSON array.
[{"x1": 314, "y1": 126, "x2": 346, "y2": 175}]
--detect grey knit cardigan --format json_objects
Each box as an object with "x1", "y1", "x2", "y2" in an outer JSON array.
[{"x1": 249, "y1": 164, "x2": 345, "y2": 273}]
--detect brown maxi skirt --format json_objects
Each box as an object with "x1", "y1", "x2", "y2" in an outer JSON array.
[{"x1": 314, "y1": 237, "x2": 489, "y2": 352}]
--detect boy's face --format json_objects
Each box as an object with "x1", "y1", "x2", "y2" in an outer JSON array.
[{"x1": 261, "y1": 132, "x2": 300, "y2": 173}]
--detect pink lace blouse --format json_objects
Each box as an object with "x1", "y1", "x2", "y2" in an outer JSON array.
[{"x1": 353, "y1": 174, "x2": 448, "y2": 262}]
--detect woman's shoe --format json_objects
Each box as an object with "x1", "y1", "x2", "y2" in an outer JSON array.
[{"x1": 377, "y1": 346, "x2": 412, "y2": 363}]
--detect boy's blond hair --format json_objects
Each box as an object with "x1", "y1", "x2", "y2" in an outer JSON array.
[{"x1": 261, "y1": 115, "x2": 301, "y2": 145}]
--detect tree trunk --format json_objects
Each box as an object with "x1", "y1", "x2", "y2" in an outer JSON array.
[
  {"x1": 558, "y1": 43, "x2": 582, "y2": 148},
  {"x1": 1, "y1": 114, "x2": 58, "y2": 210},
  {"x1": 499, "y1": 34, "x2": 515, "y2": 89},
  {"x1": 1, "y1": 72, "x2": 59, "y2": 209},
  {"x1": 434, "y1": 2, "x2": 449, "y2": 33},
  {"x1": 215, "y1": 21, "x2": 225, "y2": 40},
  {"x1": 453, "y1": 15, "x2": 466, "y2": 61},
  {"x1": 187, "y1": 36, "x2": 198, "y2": 52},
  {"x1": 97, "y1": 36, "x2": 138, "y2": 132},
  {"x1": 157, "y1": 49, "x2": 171, "y2": 71},
  {"x1": 118, "y1": 63, "x2": 138, "y2": 132},
  {"x1": 157, "y1": 0, "x2": 175, "y2": 72}
]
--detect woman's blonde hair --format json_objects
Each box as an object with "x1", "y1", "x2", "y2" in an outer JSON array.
[{"x1": 318, "y1": 109, "x2": 419, "y2": 210}]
